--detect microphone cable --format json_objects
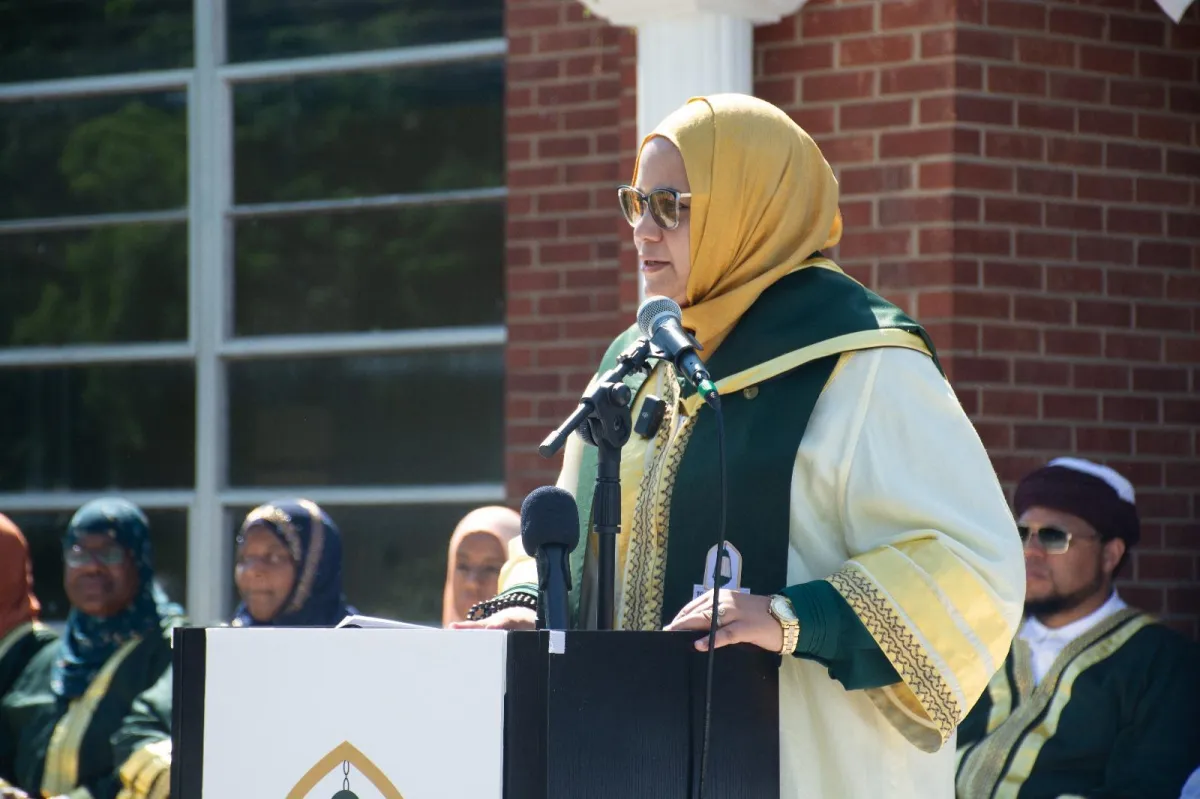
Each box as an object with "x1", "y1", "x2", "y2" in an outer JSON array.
[{"x1": 696, "y1": 391, "x2": 726, "y2": 799}]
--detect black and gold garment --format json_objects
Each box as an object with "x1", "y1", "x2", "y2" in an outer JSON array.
[{"x1": 956, "y1": 608, "x2": 1200, "y2": 799}]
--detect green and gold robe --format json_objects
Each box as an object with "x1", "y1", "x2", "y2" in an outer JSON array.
[
  {"x1": 0, "y1": 616, "x2": 181, "y2": 799},
  {"x1": 0, "y1": 621, "x2": 59, "y2": 792},
  {"x1": 500, "y1": 265, "x2": 1026, "y2": 797},
  {"x1": 956, "y1": 609, "x2": 1200, "y2": 799}
]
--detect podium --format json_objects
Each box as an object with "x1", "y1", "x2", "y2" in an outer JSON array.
[{"x1": 170, "y1": 627, "x2": 779, "y2": 798}]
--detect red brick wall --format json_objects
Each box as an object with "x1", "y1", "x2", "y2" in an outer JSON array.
[
  {"x1": 505, "y1": 1, "x2": 633, "y2": 499},
  {"x1": 505, "y1": 0, "x2": 1200, "y2": 635}
]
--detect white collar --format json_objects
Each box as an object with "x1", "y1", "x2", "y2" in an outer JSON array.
[{"x1": 1020, "y1": 591, "x2": 1127, "y2": 645}]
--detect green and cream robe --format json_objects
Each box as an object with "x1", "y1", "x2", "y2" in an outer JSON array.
[
  {"x1": 0, "y1": 621, "x2": 59, "y2": 792},
  {"x1": 499, "y1": 264, "x2": 1026, "y2": 797},
  {"x1": 0, "y1": 616, "x2": 181, "y2": 799},
  {"x1": 956, "y1": 609, "x2": 1200, "y2": 799}
]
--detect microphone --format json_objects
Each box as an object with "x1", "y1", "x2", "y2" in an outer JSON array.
[
  {"x1": 520, "y1": 486, "x2": 581, "y2": 631},
  {"x1": 637, "y1": 296, "x2": 720, "y2": 408}
]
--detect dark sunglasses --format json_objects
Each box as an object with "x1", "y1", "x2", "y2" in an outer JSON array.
[
  {"x1": 617, "y1": 185, "x2": 691, "y2": 230},
  {"x1": 64, "y1": 543, "x2": 126, "y2": 568},
  {"x1": 1017, "y1": 525, "x2": 1099, "y2": 555}
]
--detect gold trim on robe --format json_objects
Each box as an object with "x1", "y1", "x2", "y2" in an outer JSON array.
[
  {"x1": 41, "y1": 638, "x2": 142, "y2": 796},
  {"x1": 826, "y1": 535, "x2": 1018, "y2": 752},
  {"x1": 955, "y1": 609, "x2": 1148, "y2": 798},
  {"x1": 0, "y1": 620, "x2": 40, "y2": 662},
  {"x1": 680, "y1": 328, "x2": 933, "y2": 417}
]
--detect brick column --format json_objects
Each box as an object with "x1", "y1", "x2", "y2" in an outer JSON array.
[{"x1": 505, "y1": 1, "x2": 633, "y2": 500}]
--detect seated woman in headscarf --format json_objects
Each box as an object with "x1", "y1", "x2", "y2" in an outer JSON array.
[
  {"x1": 231, "y1": 499, "x2": 355, "y2": 627},
  {"x1": 0, "y1": 498, "x2": 185, "y2": 799},
  {"x1": 442, "y1": 506, "x2": 520, "y2": 627}
]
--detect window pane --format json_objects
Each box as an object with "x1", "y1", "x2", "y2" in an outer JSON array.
[
  {"x1": 0, "y1": 223, "x2": 188, "y2": 347},
  {"x1": 227, "y1": 349, "x2": 503, "y2": 487},
  {"x1": 11, "y1": 508, "x2": 188, "y2": 621},
  {"x1": 233, "y1": 61, "x2": 504, "y2": 205},
  {"x1": 0, "y1": 364, "x2": 195, "y2": 491},
  {"x1": 227, "y1": 0, "x2": 502, "y2": 63},
  {"x1": 227, "y1": 503, "x2": 482, "y2": 626},
  {"x1": 0, "y1": 1, "x2": 192, "y2": 83},
  {"x1": 234, "y1": 203, "x2": 503, "y2": 336},
  {"x1": 0, "y1": 92, "x2": 187, "y2": 221}
]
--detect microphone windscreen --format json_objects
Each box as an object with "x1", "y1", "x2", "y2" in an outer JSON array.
[
  {"x1": 637, "y1": 295, "x2": 682, "y2": 338},
  {"x1": 521, "y1": 485, "x2": 581, "y2": 556}
]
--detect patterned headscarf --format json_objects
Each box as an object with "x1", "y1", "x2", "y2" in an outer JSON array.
[
  {"x1": 52, "y1": 498, "x2": 174, "y2": 699},
  {"x1": 231, "y1": 499, "x2": 354, "y2": 627},
  {"x1": 0, "y1": 513, "x2": 40, "y2": 638}
]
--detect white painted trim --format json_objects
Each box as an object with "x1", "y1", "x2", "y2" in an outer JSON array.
[
  {"x1": 219, "y1": 483, "x2": 507, "y2": 507},
  {"x1": 0, "y1": 484, "x2": 505, "y2": 513},
  {"x1": 231, "y1": 187, "x2": 506, "y2": 219},
  {"x1": 220, "y1": 38, "x2": 506, "y2": 84},
  {"x1": 579, "y1": 0, "x2": 808, "y2": 27},
  {"x1": 189, "y1": 0, "x2": 233, "y2": 626},
  {"x1": 0, "y1": 343, "x2": 194, "y2": 369},
  {"x1": 1155, "y1": 0, "x2": 1195, "y2": 22},
  {"x1": 220, "y1": 327, "x2": 506, "y2": 360},
  {"x1": 0, "y1": 70, "x2": 191, "y2": 102},
  {"x1": 0, "y1": 491, "x2": 194, "y2": 512},
  {"x1": 0, "y1": 209, "x2": 187, "y2": 234}
]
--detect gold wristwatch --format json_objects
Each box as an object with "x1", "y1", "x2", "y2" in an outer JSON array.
[{"x1": 768, "y1": 594, "x2": 800, "y2": 656}]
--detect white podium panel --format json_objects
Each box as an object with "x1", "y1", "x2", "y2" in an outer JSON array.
[{"x1": 198, "y1": 628, "x2": 508, "y2": 798}]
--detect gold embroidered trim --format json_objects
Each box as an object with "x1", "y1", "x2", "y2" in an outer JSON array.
[
  {"x1": 42, "y1": 638, "x2": 141, "y2": 794},
  {"x1": 993, "y1": 613, "x2": 1151, "y2": 799},
  {"x1": 1011, "y1": 637, "x2": 1034, "y2": 702},
  {"x1": 620, "y1": 373, "x2": 693, "y2": 631},
  {"x1": 826, "y1": 566, "x2": 959, "y2": 745},
  {"x1": 985, "y1": 658, "x2": 1015, "y2": 735},
  {"x1": 955, "y1": 608, "x2": 1146, "y2": 799},
  {"x1": 286, "y1": 500, "x2": 326, "y2": 613}
]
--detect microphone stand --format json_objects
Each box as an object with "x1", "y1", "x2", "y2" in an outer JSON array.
[{"x1": 538, "y1": 337, "x2": 653, "y2": 630}]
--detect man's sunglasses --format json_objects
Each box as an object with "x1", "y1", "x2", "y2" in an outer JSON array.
[
  {"x1": 617, "y1": 186, "x2": 691, "y2": 230},
  {"x1": 1017, "y1": 525, "x2": 1099, "y2": 555},
  {"x1": 64, "y1": 543, "x2": 126, "y2": 568}
]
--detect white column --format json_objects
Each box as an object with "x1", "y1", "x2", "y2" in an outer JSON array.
[
  {"x1": 579, "y1": 0, "x2": 809, "y2": 301},
  {"x1": 580, "y1": 0, "x2": 811, "y2": 139},
  {"x1": 636, "y1": 14, "x2": 753, "y2": 141}
]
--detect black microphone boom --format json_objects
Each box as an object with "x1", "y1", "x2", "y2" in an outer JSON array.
[
  {"x1": 520, "y1": 486, "x2": 581, "y2": 631},
  {"x1": 637, "y1": 296, "x2": 721, "y2": 409}
]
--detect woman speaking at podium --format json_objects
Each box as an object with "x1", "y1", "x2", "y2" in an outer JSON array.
[{"x1": 456, "y1": 94, "x2": 1025, "y2": 797}]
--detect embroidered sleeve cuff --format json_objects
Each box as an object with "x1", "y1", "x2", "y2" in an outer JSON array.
[{"x1": 780, "y1": 579, "x2": 901, "y2": 690}]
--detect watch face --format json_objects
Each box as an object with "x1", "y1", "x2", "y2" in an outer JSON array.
[{"x1": 771, "y1": 595, "x2": 798, "y2": 623}]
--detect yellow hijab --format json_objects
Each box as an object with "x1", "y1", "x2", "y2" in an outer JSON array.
[{"x1": 635, "y1": 94, "x2": 844, "y2": 355}]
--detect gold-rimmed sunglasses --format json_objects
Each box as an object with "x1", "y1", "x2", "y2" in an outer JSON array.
[
  {"x1": 617, "y1": 185, "x2": 691, "y2": 230},
  {"x1": 1018, "y1": 524, "x2": 1100, "y2": 555}
]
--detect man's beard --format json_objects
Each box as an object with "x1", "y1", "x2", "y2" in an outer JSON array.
[{"x1": 1024, "y1": 571, "x2": 1106, "y2": 619}]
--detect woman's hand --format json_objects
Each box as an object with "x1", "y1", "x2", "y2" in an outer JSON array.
[
  {"x1": 665, "y1": 589, "x2": 784, "y2": 653},
  {"x1": 449, "y1": 606, "x2": 537, "y2": 631}
]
